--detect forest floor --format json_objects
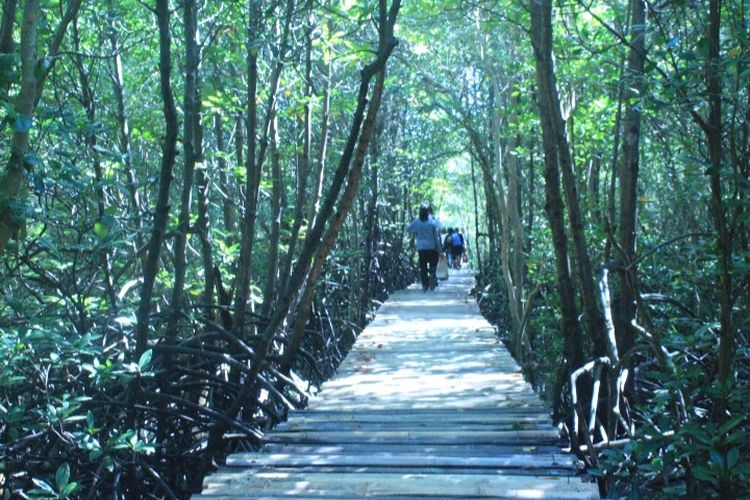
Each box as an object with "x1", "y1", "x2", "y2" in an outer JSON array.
[{"x1": 196, "y1": 269, "x2": 600, "y2": 498}]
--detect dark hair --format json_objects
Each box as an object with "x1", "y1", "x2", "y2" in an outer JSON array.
[{"x1": 419, "y1": 206, "x2": 429, "y2": 221}]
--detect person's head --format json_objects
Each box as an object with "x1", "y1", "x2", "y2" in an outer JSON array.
[
  {"x1": 447, "y1": 227, "x2": 454, "y2": 234},
  {"x1": 419, "y1": 206, "x2": 429, "y2": 221}
]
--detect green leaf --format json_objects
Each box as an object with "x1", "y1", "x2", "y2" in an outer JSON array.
[
  {"x1": 62, "y1": 482, "x2": 79, "y2": 497},
  {"x1": 718, "y1": 414, "x2": 744, "y2": 434},
  {"x1": 709, "y1": 449, "x2": 725, "y2": 469},
  {"x1": 138, "y1": 349, "x2": 152, "y2": 371},
  {"x1": 727, "y1": 447, "x2": 739, "y2": 469},
  {"x1": 692, "y1": 465, "x2": 715, "y2": 481},
  {"x1": 55, "y1": 463, "x2": 70, "y2": 491},
  {"x1": 30, "y1": 477, "x2": 56, "y2": 494},
  {"x1": 94, "y1": 220, "x2": 110, "y2": 240}
]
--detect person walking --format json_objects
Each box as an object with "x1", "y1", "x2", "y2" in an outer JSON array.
[
  {"x1": 451, "y1": 228, "x2": 465, "y2": 269},
  {"x1": 408, "y1": 206, "x2": 442, "y2": 291},
  {"x1": 443, "y1": 228, "x2": 455, "y2": 268}
]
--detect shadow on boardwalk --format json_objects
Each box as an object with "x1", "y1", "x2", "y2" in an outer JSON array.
[{"x1": 197, "y1": 269, "x2": 600, "y2": 498}]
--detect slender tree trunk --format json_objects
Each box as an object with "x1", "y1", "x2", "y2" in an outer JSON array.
[
  {"x1": 134, "y1": 0, "x2": 179, "y2": 357},
  {"x1": 107, "y1": 0, "x2": 146, "y2": 264},
  {"x1": 196, "y1": 159, "x2": 213, "y2": 316},
  {"x1": 529, "y1": 0, "x2": 585, "y2": 417},
  {"x1": 704, "y1": 8, "x2": 734, "y2": 499},
  {"x1": 72, "y1": 19, "x2": 118, "y2": 310},
  {"x1": 232, "y1": 0, "x2": 261, "y2": 334},
  {"x1": 0, "y1": 0, "x2": 16, "y2": 55},
  {"x1": 214, "y1": 114, "x2": 235, "y2": 237},
  {"x1": 233, "y1": 0, "x2": 295, "y2": 335},
  {"x1": 705, "y1": 0, "x2": 734, "y2": 416},
  {"x1": 279, "y1": 0, "x2": 315, "y2": 300},
  {"x1": 617, "y1": 0, "x2": 647, "y2": 366},
  {"x1": 32, "y1": 0, "x2": 83, "y2": 106},
  {"x1": 191, "y1": 4, "x2": 212, "y2": 319},
  {"x1": 532, "y1": 0, "x2": 604, "y2": 360},
  {"x1": 0, "y1": 0, "x2": 40, "y2": 254},
  {"x1": 167, "y1": 0, "x2": 202, "y2": 340},
  {"x1": 480, "y1": 165, "x2": 501, "y2": 261},
  {"x1": 488, "y1": 79, "x2": 522, "y2": 341},
  {"x1": 261, "y1": 114, "x2": 283, "y2": 319},
  {"x1": 526, "y1": 135, "x2": 536, "y2": 256},
  {"x1": 234, "y1": 113, "x2": 245, "y2": 221},
  {"x1": 471, "y1": 156, "x2": 482, "y2": 273},
  {"x1": 361, "y1": 125, "x2": 381, "y2": 322},
  {"x1": 307, "y1": 58, "x2": 332, "y2": 229},
  {"x1": 607, "y1": 4, "x2": 631, "y2": 245}
]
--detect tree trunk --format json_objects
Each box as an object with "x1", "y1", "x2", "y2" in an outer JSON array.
[
  {"x1": 471, "y1": 156, "x2": 483, "y2": 273},
  {"x1": 167, "y1": 0, "x2": 202, "y2": 340},
  {"x1": 134, "y1": 0, "x2": 179, "y2": 357},
  {"x1": 279, "y1": 0, "x2": 315, "y2": 300},
  {"x1": 233, "y1": 0, "x2": 295, "y2": 336},
  {"x1": 0, "y1": 0, "x2": 40, "y2": 254},
  {"x1": 214, "y1": 113, "x2": 235, "y2": 238},
  {"x1": 260, "y1": 114, "x2": 283, "y2": 319},
  {"x1": 529, "y1": 0, "x2": 585, "y2": 417},
  {"x1": 617, "y1": 0, "x2": 647, "y2": 368},
  {"x1": 107, "y1": 0, "x2": 146, "y2": 265},
  {"x1": 72, "y1": 18, "x2": 118, "y2": 310},
  {"x1": 361, "y1": 125, "x2": 381, "y2": 323},
  {"x1": 233, "y1": 113, "x2": 244, "y2": 227},
  {"x1": 532, "y1": 0, "x2": 604, "y2": 360},
  {"x1": 705, "y1": 1, "x2": 734, "y2": 439},
  {"x1": 0, "y1": 0, "x2": 16, "y2": 55}
]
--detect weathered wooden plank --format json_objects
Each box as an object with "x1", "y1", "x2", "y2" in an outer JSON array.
[
  {"x1": 215, "y1": 465, "x2": 578, "y2": 477},
  {"x1": 226, "y1": 452, "x2": 581, "y2": 470},
  {"x1": 263, "y1": 429, "x2": 562, "y2": 445},
  {"x1": 284, "y1": 408, "x2": 550, "y2": 429},
  {"x1": 275, "y1": 421, "x2": 553, "y2": 433},
  {"x1": 258, "y1": 442, "x2": 567, "y2": 457},
  {"x1": 308, "y1": 398, "x2": 549, "y2": 412},
  {"x1": 200, "y1": 471, "x2": 599, "y2": 498},
  {"x1": 286, "y1": 408, "x2": 551, "y2": 418}
]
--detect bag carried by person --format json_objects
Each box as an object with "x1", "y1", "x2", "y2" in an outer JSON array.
[
  {"x1": 451, "y1": 232, "x2": 463, "y2": 248},
  {"x1": 436, "y1": 255, "x2": 449, "y2": 280}
]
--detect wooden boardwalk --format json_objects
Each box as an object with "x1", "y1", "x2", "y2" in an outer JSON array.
[{"x1": 197, "y1": 270, "x2": 600, "y2": 498}]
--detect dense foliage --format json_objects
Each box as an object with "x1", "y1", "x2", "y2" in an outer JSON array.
[{"x1": 0, "y1": 0, "x2": 747, "y2": 498}]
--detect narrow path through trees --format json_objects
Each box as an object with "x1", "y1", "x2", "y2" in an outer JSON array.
[{"x1": 197, "y1": 270, "x2": 598, "y2": 498}]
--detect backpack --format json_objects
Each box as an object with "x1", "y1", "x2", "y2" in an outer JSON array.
[{"x1": 451, "y1": 232, "x2": 463, "y2": 247}]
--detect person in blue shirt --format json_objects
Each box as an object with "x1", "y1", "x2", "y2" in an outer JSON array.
[{"x1": 408, "y1": 206, "x2": 442, "y2": 291}]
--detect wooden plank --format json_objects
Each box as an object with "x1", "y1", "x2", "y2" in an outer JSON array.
[
  {"x1": 258, "y1": 443, "x2": 567, "y2": 457},
  {"x1": 263, "y1": 429, "x2": 562, "y2": 445},
  {"x1": 276, "y1": 422, "x2": 553, "y2": 433},
  {"x1": 284, "y1": 410, "x2": 551, "y2": 429},
  {"x1": 286, "y1": 408, "x2": 551, "y2": 418},
  {"x1": 215, "y1": 465, "x2": 578, "y2": 477},
  {"x1": 308, "y1": 397, "x2": 549, "y2": 412},
  {"x1": 200, "y1": 471, "x2": 599, "y2": 498},
  {"x1": 226, "y1": 452, "x2": 581, "y2": 470}
]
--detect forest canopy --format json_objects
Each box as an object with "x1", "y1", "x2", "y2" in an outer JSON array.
[{"x1": 0, "y1": 0, "x2": 747, "y2": 498}]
